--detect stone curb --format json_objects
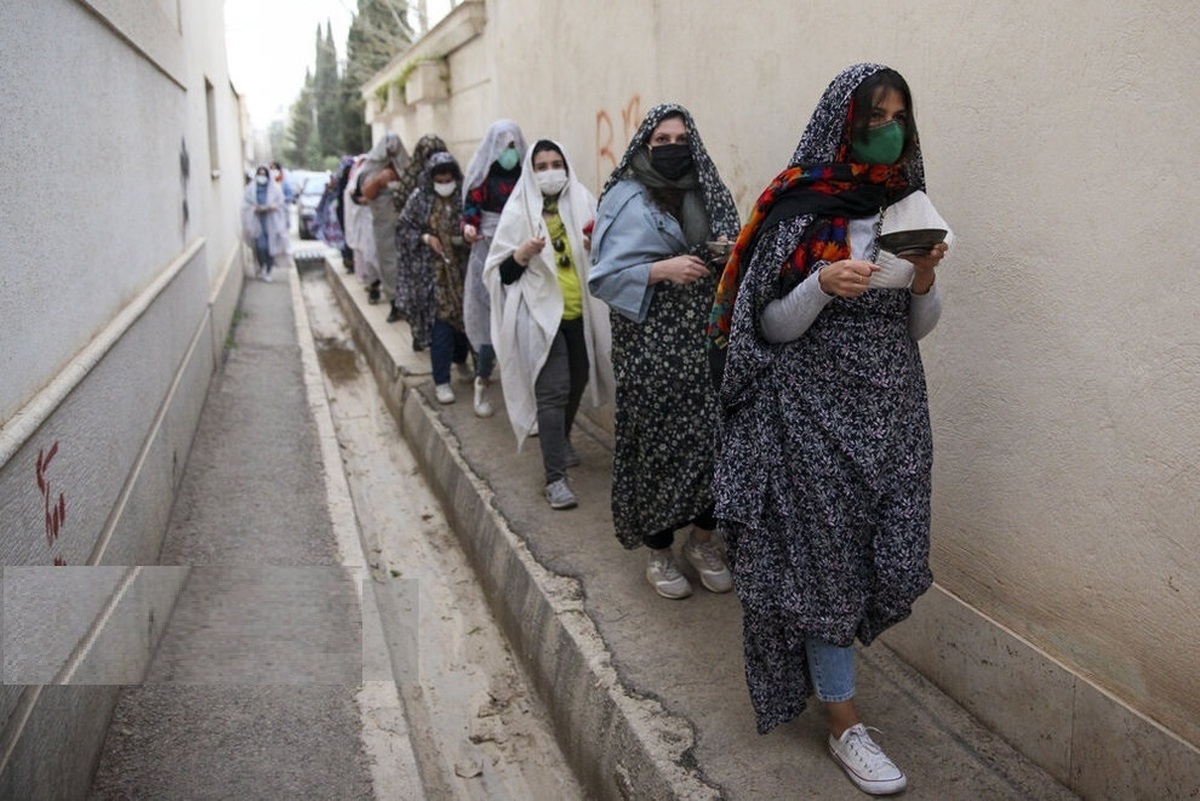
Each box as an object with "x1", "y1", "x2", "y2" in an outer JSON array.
[{"x1": 323, "y1": 260, "x2": 721, "y2": 799}]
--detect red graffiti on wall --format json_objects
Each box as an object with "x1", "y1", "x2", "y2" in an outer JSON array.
[
  {"x1": 36, "y1": 441, "x2": 67, "y2": 565},
  {"x1": 595, "y1": 95, "x2": 643, "y2": 188}
]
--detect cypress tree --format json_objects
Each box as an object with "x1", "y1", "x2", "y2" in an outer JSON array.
[
  {"x1": 315, "y1": 21, "x2": 341, "y2": 158},
  {"x1": 339, "y1": 0, "x2": 413, "y2": 154},
  {"x1": 285, "y1": 69, "x2": 316, "y2": 166}
]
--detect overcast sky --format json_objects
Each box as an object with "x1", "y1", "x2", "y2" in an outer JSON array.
[
  {"x1": 224, "y1": 0, "x2": 356, "y2": 130},
  {"x1": 224, "y1": 1, "x2": 455, "y2": 131}
]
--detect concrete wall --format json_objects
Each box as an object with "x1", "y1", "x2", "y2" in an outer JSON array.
[
  {"x1": 0, "y1": 0, "x2": 245, "y2": 796},
  {"x1": 364, "y1": 0, "x2": 1200, "y2": 792}
]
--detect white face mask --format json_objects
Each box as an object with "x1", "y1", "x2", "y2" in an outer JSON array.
[
  {"x1": 433, "y1": 180, "x2": 457, "y2": 197},
  {"x1": 534, "y1": 169, "x2": 568, "y2": 197}
]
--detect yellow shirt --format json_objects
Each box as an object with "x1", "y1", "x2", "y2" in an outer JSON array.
[{"x1": 545, "y1": 211, "x2": 582, "y2": 320}]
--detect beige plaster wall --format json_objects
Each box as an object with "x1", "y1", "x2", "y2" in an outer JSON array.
[{"x1": 367, "y1": 0, "x2": 1200, "y2": 759}]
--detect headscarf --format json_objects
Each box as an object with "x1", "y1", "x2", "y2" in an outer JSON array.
[
  {"x1": 402, "y1": 151, "x2": 468, "y2": 327},
  {"x1": 707, "y1": 63, "x2": 924, "y2": 351},
  {"x1": 398, "y1": 151, "x2": 464, "y2": 244},
  {"x1": 393, "y1": 134, "x2": 447, "y2": 213},
  {"x1": 461, "y1": 119, "x2": 527, "y2": 201},
  {"x1": 598, "y1": 103, "x2": 740, "y2": 247},
  {"x1": 712, "y1": 63, "x2": 928, "y2": 406},
  {"x1": 362, "y1": 132, "x2": 408, "y2": 181}
]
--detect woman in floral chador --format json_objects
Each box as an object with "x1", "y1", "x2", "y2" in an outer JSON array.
[
  {"x1": 711, "y1": 64, "x2": 951, "y2": 796},
  {"x1": 390, "y1": 134, "x2": 448, "y2": 334},
  {"x1": 397, "y1": 152, "x2": 472, "y2": 402},
  {"x1": 589, "y1": 104, "x2": 740, "y2": 600}
]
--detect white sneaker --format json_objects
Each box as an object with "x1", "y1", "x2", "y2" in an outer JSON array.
[
  {"x1": 683, "y1": 531, "x2": 733, "y2": 593},
  {"x1": 473, "y1": 378, "x2": 495, "y2": 417},
  {"x1": 828, "y1": 724, "x2": 907, "y2": 795},
  {"x1": 435, "y1": 383, "x2": 455, "y2": 404},
  {"x1": 645, "y1": 550, "x2": 692, "y2": 599}
]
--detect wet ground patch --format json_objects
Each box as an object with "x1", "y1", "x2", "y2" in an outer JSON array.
[{"x1": 314, "y1": 337, "x2": 359, "y2": 384}]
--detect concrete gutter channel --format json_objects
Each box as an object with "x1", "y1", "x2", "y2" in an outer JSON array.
[{"x1": 315, "y1": 255, "x2": 1076, "y2": 800}]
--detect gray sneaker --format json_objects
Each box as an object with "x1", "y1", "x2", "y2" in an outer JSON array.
[
  {"x1": 645, "y1": 550, "x2": 692, "y2": 599},
  {"x1": 683, "y1": 531, "x2": 733, "y2": 593},
  {"x1": 544, "y1": 478, "x2": 578, "y2": 510}
]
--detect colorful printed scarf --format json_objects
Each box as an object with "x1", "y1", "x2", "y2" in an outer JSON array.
[
  {"x1": 711, "y1": 62, "x2": 929, "y2": 406},
  {"x1": 706, "y1": 161, "x2": 912, "y2": 349}
]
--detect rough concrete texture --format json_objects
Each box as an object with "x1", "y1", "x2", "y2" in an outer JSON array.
[
  {"x1": 87, "y1": 274, "x2": 375, "y2": 800},
  {"x1": 326, "y1": 258, "x2": 1081, "y2": 800}
]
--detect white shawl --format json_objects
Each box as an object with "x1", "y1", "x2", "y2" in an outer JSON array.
[{"x1": 483, "y1": 141, "x2": 614, "y2": 450}]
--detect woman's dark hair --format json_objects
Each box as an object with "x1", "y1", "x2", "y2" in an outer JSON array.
[
  {"x1": 431, "y1": 163, "x2": 462, "y2": 182},
  {"x1": 849, "y1": 68, "x2": 918, "y2": 162},
  {"x1": 531, "y1": 140, "x2": 568, "y2": 174}
]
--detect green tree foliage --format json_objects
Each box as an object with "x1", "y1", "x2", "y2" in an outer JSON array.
[
  {"x1": 284, "y1": 69, "x2": 317, "y2": 166},
  {"x1": 340, "y1": 0, "x2": 413, "y2": 154},
  {"x1": 314, "y1": 22, "x2": 341, "y2": 157},
  {"x1": 283, "y1": 3, "x2": 412, "y2": 163}
]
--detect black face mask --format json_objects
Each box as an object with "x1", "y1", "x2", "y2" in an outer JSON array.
[{"x1": 649, "y1": 143, "x2": 693, "y2": 180}]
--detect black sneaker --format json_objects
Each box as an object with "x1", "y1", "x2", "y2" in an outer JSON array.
[
  {"x1": 386, "y1": 306, "x2": 403, "y2": 323},
  {"x1": 367, "y1": 280, "x2": 381, "y2": 304}
]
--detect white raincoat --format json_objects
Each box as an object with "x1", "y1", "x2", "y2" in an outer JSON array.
[
  {"x1": 241, "y1": 177, "x2": 289, "y2": 257},
  {"x1": 342, "y1": 155, "x2": 378, "y2": 284}
]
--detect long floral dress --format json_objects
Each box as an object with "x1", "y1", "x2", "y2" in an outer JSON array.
[
  {"x1": 590, "y1": 104, "x2": 741, "y2": 549},
  {"x1": 609, "y1": 274, "x2": 721, "y2": 547}
]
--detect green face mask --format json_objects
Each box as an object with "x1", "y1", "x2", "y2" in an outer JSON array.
[
  {"x1": 851, "y1": 120, "x2": 905, "y2": 165},
  {"x1": 496, "y1": 147, "x2": 519, "y2": 171}
]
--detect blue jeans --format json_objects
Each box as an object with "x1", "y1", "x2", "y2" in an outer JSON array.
[
  {"x1": 431, "y1": 319, "x2": 470, "y2": 385},
  {"x1": 254, "y1": 232, "x2": 273, "y2": 269},
  {"x1": 806, "y1": 639, "x2": 856, "y2": 703}
]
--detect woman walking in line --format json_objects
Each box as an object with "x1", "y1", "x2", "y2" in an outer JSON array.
[
  {"x1": 241, "y1": 165, "x2": 289, "y2": 281},
  {"x1": 389, "y1": 133, "x2": 448, "y2": 331},
  {"x1": 358, "y1": 133, "x2": 408, "y2": 309},
  {"x1": 461, "y1": 119, "x2": 527, "y2": 417},
  {"x1": 710, "y1": 63, "x2": 951, "y2": 796},
  {"x1": 397, "y1": 152, "x2": 472, "y2": 403},
  {"x1": 343, "y1": 153, "x2": 381, "y2": 301},
  {"x1": 484, "y1": 139, "x2": 613, "y2": 511},
  {"x1": 588, "y1": 104, "x2": 739, "y2": 600}
]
